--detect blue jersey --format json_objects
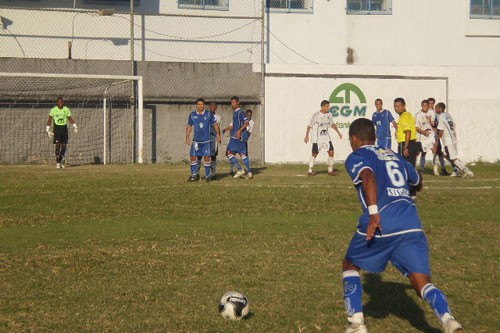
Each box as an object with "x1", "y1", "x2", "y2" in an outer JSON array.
[
  {"x1": 230, "y1": 108, "x2": 248, "y2": 141},
  {"x1": 345, "y1": 145, "x2": 422, "y2": 235},
  {"x1": 187, "y1": 110, "x2": 216, "y2": 143},
  {"x1": 372, "y1": 109, "x2": 395, "y2": 139}
]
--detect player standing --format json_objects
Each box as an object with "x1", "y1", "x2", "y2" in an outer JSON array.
[
  {"x1": 415, "y1": 99, "x2": 435, "y2": 173},
  {"x1": 46, "y1": 97, "x2": 78, "y2": 169},
  {"x1": 428, "y1": 97, "x2": 449, "y2": 176},
  {"x1": 341, "y1": 118, "x2": 464, "y2": 333},
  {"x1": 226, "y1": 96, "x2": 251, "y2": 179},
  {"x1": 371, "y1": 98, "x2": 398, "y2": 150},
  {"x1": 209, "y1": 102, "x2": 221, "y2": 179},
  {"x1": 185, "y1": 98, "x2": 221, "y2": 182},
  {"x1": 432, "y1": 102, "x2": 473, "y2": 178},
  {"x1": 304, "y1": 100, "x2": 342, "y2": 176}
]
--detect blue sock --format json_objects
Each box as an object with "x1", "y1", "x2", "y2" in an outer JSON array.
[
  {"x1": 439, "y1": 155, "x2": 446, "y2": 171},
  {"x1": 343, "y1": 270, "x2": 363, "y2": 317},
  {"x1": 421, "y1": 283, "x2": 452, "y2": 323},
  {"x1": 228, "y1": 154, "x2": 242, "y2": 171},
  {"x1": 211, "y1": 160, "x2": 216, "y2": 175},
  {"x1": 419, "y1": 153, "x2": 426, "y2": 171},
  {"x1": 204, "y1": 162, "x2": 211, "y2": 178},
  {"x1": 190, "y1": 161, "x2": 197, "y2": 175},
  {"x1": 242, "y1": 155, "x2": 251, "y2": 173}
]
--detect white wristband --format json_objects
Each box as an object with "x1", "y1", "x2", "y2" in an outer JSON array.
[
  {"x1": 46, "y1": 125, "x2": 50, "y2": 132},
  {"x1": 368, "y1": 205, "x2": 378, "y2": 215}
]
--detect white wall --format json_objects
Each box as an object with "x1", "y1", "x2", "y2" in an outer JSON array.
[{"x1": 264, "y1": 64, "x2": 500, "y2": 163}]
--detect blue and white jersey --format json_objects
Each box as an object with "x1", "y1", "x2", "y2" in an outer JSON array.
[
  {"x1": 345, "y1": 145, "x2": 422, "y2": 235},
  {"x1": 230, "y1": 108, "x2": 248, "y2": 141},
  {"x1": 372, "y1": 109, "x2": 395, "y2": 139},
  {"x1": 187, "y1": 110, "x2": 216, "y2": 143}
]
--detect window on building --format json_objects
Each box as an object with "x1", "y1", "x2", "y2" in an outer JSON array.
[
  {"x1": 178, "y1": 0, "x2": 229, "y2": 10},
  {"x1": 84, "y1": 0, "x2": 140, "y2": 5},
  {"x1": 267, "y1": 0, "x2": 314, "y2": 13},
  {"x1": 470, "y1": 0, "x2": 500, "y2": 19},
  {"x1": 346, "y1": 0, "x2": 392, "y2": 15}
]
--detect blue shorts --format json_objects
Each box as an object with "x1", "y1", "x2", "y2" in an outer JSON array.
[
  {"x1": 227, "y1": 138, "x2": 247, "y2": 155},
  {"x1": 376, "y1": 137, "x2": 392, "y2": 150},
  {"x1": 345, "y1": 231, "x2": 430, "y2": 276},
  {"x1": 190, "y1": 141, "x2": 212, "y2": 157}
]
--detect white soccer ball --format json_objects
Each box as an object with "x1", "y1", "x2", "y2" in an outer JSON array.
[{"x1": 219, "y1": 291, "x2": 250, "y2": 320}]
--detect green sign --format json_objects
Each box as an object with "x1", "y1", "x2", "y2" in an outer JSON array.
[{"x1": 328, "y1": 83, "x2": 367, "y2": 119}]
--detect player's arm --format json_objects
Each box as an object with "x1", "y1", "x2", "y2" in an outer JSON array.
[
  {"x1": 214, "y1": 123, "x2": 221, "y2": 143},
  {"x1": 331, "y1": 122, "x2": 342, "y2": 139},
  {"x1": 236, "y1": 121, "x2": 249, "y2": 139},
  {"x1": 68, "y1": 116, "x2": 78, "y2": 133},
  {"x1": 402, "y1": 123, "x2": 411, "y2": 158},
  {"x1": 185, "y1": 125, "x2": 193, "y2": 145},
  {"x1": 432, "y1": 129, "x2": 444, "y2": 154},
  {"x1": 46, "y1": 116, "x2": 54, "y2": 138},
  {"x1": 304, "y1": 125, "x2": 312, "y2": 143},
  {"x1": 392, "y1": 121, "x2": 398, "y2": 139},
  {"x1": 359, "y1": 168, "x2": 382, "y2": 241}
]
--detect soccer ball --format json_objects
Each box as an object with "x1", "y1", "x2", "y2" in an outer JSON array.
[{"x1": 219, "y1": 291, "x2": 250, "y2": 320}]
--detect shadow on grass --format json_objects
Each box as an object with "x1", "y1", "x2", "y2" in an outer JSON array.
[{"x1": 363, "y1": 273, "x2": 441, "y2": 333}]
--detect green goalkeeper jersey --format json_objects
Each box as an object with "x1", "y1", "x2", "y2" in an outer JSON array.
[{"x1": 50, "y1": 106, "x2": 72, "y2": 126}]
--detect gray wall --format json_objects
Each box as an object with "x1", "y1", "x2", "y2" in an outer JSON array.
[{"x1": 0, "y1": 58, "x2": 262, "y2": 164}]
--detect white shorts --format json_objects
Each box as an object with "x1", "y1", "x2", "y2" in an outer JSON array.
[
  {"x1": 420, "y1": 137, "x2": 435, "y2": 152},
  {"x1": 444, "y1": 143, "x2": 458, "y2": 160}
]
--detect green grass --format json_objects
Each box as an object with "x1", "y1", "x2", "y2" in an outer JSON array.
[{"x1": 0, "y1": 163, "x2": 499, "y2": 332}]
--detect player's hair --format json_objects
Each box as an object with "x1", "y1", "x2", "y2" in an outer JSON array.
[
  {"x1": 209, "y1": 101, "x2": 217, "y2": 105},
  {"x1": 231, "y1": 96, "x2": 239, "y2": 102},
  {"x1": 320, "y1": 100, "x2": 330, "y2": 107},
  {"x1": 375, "y1": 98, "x2": 383, "y2": 103},
  {"x1": 349, "y1": 118, "x2": 376, "y2": 142},
  {"x1": 246, "y1": 109, "x2": 253, "y2": 114},
  {"x1": 394, "y1": 97, "x2": 406, "y2": 105},
  {"x1": 57, "y1": 96, "x2": 64, "y2": 102},
  {"x1": 421, "y1": 99, "x2": 429, "y2": 105},
  {"x1": 196, "y1": 98, "x2": 205, "y2": 104},
  {"x1": 427, "y1": 97, "x2": 436, "y2": 103},
  {"x1": 436, "y1": 102, "x2": 446, "y2": 111}
]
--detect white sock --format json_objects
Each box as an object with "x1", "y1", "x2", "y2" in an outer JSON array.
[
  {"x1": 453, "y1": 159, "x2": 470, "y2": 173},
  {"x1": 308, "y1": 156, "x2": 315, "y2": 172},
  {"x1": 328, "y1": 157, "x2": 335, "y2": 172}
]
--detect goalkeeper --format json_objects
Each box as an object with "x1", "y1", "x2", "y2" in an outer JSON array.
[{"x1": 46, "y1": 97, "x2": 78, "y2": 169}]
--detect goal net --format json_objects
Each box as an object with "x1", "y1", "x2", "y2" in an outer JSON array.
[{"x1": 0, "y1": 73, "x2": 144, "y2": 165}]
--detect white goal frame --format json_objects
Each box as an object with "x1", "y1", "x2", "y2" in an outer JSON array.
[{"x1": 0, "y1": 72, "x2": 144, "y2": 164}]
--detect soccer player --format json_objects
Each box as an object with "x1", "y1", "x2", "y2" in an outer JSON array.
[
  {"x1": 371, "y1": 98, "x2": 398, "y2": 150},
  {"x1": 46, "y1": 97, "x2": 78, "y2": 169},
  {"x1": 185, "y1": 98, "x2": 221, "y2": 182},
  {"x1": 242, "y1": 109, "x2": 255, "y2": 177},
  {"x1": 342, "y1": 118, "x2": 464, "y2": 333},
  {"x1": 304, "y1": 100, "x2": 342, "y2": 176},
  {"x1": 428, "y1": 97, "x2": 449, "y2": 176},
  {"x1": 415, "y1": 99, "x2": 435, "y2": 173},
  {"x1": 226, "y1": 96, "x2": 252, "y2": 179},
  {"x1": 432, "y1": 102, "x2": 473, "y2": 178},
  {"x1": 196, "y1": 102, "x2": 221, "y2": 179}
]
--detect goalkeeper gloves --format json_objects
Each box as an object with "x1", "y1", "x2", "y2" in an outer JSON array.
[
  {"x1": 46, "y1": 125, "x2": 53, "y2": 138},
  {"x1": 73, "y1": 123, "x2": 78, "y2": 133}
]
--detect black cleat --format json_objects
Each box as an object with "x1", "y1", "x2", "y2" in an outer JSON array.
[{"x1": 187, "y1": 175, "x2": 198, "y2": 182}]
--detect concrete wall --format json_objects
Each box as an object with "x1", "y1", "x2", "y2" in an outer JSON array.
[{"x1": 264, "y1": 64, "x2": 500, "y2": 163}]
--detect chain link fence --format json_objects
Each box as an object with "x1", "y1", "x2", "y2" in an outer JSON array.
[{"x1": 0, "y1": 1, "x2": 265, "y2": 164}]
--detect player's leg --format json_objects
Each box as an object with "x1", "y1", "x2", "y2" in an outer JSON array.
[
  {"x1": 391, "y1": 232, "x2": 463, "y2": 332},
  {"x1": 227, "y1": 139, "x2": 243, "y2": 174},
  {"x1": 196, "y1": 156, "x2": 202, "y2": 177},
  {"x1": 308, "y1": 144, "x2": 319, "y2": 176},
  {"x1": 203, "y1": 156, "x2": 212, "y2": 181},
  {"x1": 55, "y1": 143, "x2": 62, "y2": 168},
  {"x1": 211, "y1": 141, "x2": 218, "y2": 179},
  {"x1": 241, "y1": 154, "x2": 252, "y2": 179},
  {"x1": 188, "y1": 143, "x2": 199, "y2": 181},
  {"x1": 419, "y1": 151, "x2": 426, "y2": 173},
  {"x1": 59, "y1": 144, "x2": 67, "y2": 168},
  {"x1": 342, "y1": 260, "x2": 367, "y2": 333},
  {"x1": 327, "y1": 142, "x2": 337, "y2": 176}
]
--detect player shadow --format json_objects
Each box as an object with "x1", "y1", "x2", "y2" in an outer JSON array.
[
  {"x1": 313, "y1": 168, "x2": 343, "y2": 176},
  {"x1": 363, "y1": 273, "x2": 441, "y2": 333},
  {"x1": 250, "y1": 166, "x2": 267, "y2": 175}
]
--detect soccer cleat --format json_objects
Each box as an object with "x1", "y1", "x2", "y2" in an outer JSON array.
[
  {"x1": 233, "y1": 170, "x2": 246, "y2": 178},
  {"x1": 307, "y1": 171, "x2": 316, "y2": 177},
  {"x1": 433, "y1": 165, "x2": 440, "y2": 176},
  {"x1": 443, "y1": 318, "x2": 463, "y2": 333},
  {"x1": 246, "y1": 172, "x2": 254, "y2": 179},
  {"x1": 205, "y1": 177, "x2": 211, "y2": 182},
  {"x1": 441, "y1": 170, "x2": 451, "y2": 176},
  {"x1": 345, "y1": 323, "x2": 368, "y2": 333},
  {"x1": 187, "y1": 175, "x2": 198, "y2": 182},
  {"x1": 56, "y1": 163, "x2": 61, "y2": 169},
  {"x1": 450, "y1": 171, "x2": 459, "y2": 177},
  {"x1": 462, "y1": 171, "x2": 474, "y2": 178},
  {"x1": 328, "y1": 171, "x2": 338, "y2": 176}
]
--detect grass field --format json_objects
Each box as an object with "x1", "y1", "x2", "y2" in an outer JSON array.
[{"x1": 0, "y1": 162, "x2": 499, "y2": 333}]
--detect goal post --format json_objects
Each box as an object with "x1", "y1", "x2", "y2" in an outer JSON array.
[{"x1": 0, "y1": 72, "x2": 144, "y2": 165}]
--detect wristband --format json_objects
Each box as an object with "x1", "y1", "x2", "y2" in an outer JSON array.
[{"x1": 368, "y1": 205, "x2": 378, "y2": 215}]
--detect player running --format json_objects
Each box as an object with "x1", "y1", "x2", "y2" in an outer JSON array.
[
  {"x1": 46, "y1": 97, "x2": 78, "y2": 169},
  {"x1": 185, "y1": 98, "x2": 221, "y2": 182},
  {"x1": 371, "y1": 98, "x2": 398, "y2": 150},
  {"x1": 226, "y1": 96, "x2": 252, "y2": 179},
  {"x1": 304, "y1": 100, "x2": 342, "y2": 176},
  {"x1": 341, "y1": 118, "x2": 464, "y2": 333},
  {"x1": 432, "y1": 102, "x2": 473, "y2": 178}
]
